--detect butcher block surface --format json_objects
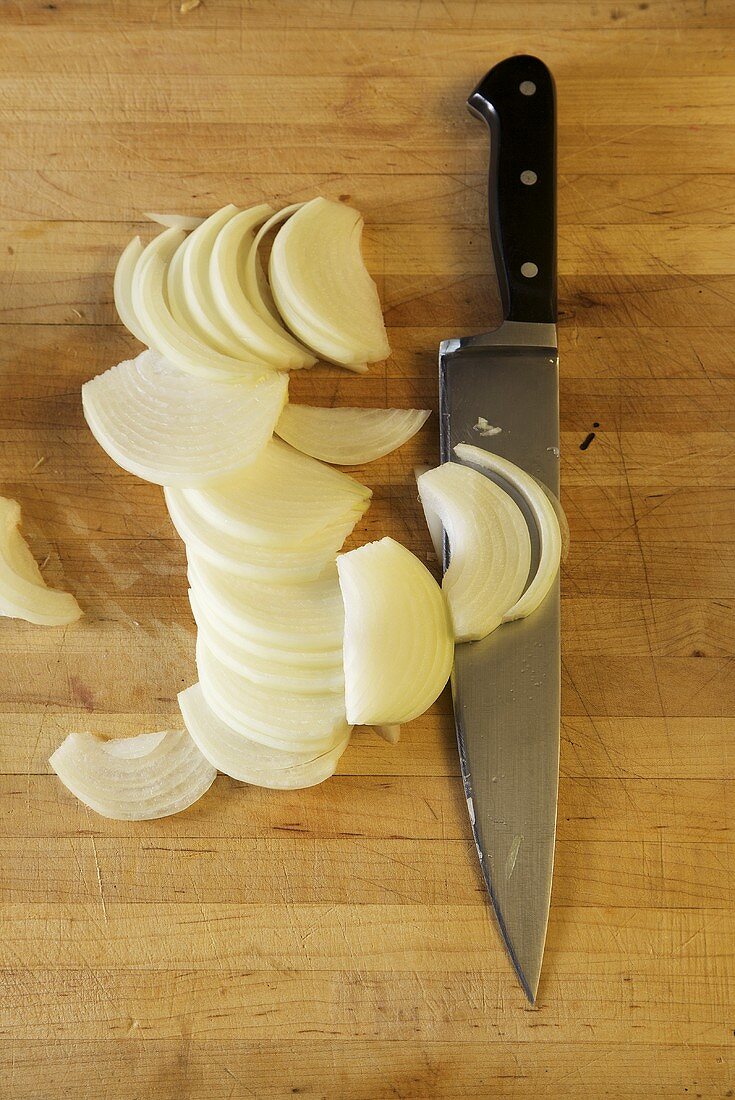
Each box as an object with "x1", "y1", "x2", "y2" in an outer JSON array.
[{"x1": 1, "y1": 1, "x2": 734, "y2": 1097}]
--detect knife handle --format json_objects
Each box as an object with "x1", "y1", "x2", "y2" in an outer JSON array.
[{"x1": 468, "y1": 55, "x2": 557, "y2": 325}]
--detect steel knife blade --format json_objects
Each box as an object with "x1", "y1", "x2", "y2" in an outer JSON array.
[{"x1": 439, "y1": 55, "x2": 560, "y2": 1003}]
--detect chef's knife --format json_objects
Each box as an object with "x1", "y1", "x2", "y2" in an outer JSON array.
[{"x1": 439, "y1": 55, "x2": 560, "y2": 1003}]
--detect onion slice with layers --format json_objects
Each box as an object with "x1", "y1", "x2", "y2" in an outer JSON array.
[
  {"x1": 113, "y1": 236, "x2": 148, "y2": 345},
  {"x1": 82, "y1": 349, "x2": 288, "y2": 487},
  {"x1": 0, "y1": 497, "x2": 82, "y2": 626},
  {"x1": 196, "y1": 636, "x2": 350, "y2": 753},
  {"x1": 179, "y1": 683, "x2": 350, "y2": 787},
  {"x1": 49, "y1": 728, "x2": 216, "y2": 820},
  {"x1": 209, "y1": 204, "x2": 316, "y2": 371},
  {"x1": 243, "y1": 203, "x2": 305, "y2": 328},
  {"x1": 275, "y1": 405, "x2": 430, "y2": 465},
  {"x1": 454, "y1": 444, "x2": 562, "y2": 622},
  {"x1": 130, "y1": 227, "x2": 272, "y2": 381},
  {"x1": 178, "y1": 438, "x2": 371, "y2": 547},
  {"x1": 337, "y1": 536, "x2": 453, "y2": 725},
  {"x1": 165, "y1": 485, "x2": 358, "y2": 583},
  {"x1": 269, "y1": 197, "x2": 390, "y2": 370},
  {"x1": 188, "y1": 554, "x2": 344, "y2": 652},
  {"x1": 189, "y1": 589, "x2": 344, "y2": 694},
  {"x1": 417, "y1": 461, "x2": 531, "y2": 642}
]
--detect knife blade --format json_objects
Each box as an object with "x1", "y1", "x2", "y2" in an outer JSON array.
[{"x1": 439, "y1": 55, "x2": 560, "y2": 1003}]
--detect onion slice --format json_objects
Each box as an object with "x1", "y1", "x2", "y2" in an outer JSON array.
[
  {"x1": 243, "y1": 203, "x2": 305, "y2": 328},
  {"x1": 179, "y1": 683, "x2": 350, "y2": 787},
  {"x1": 177, "y1": 438, "x2": 371, "y2": 547},
  {"x1": 49, "y1": 728, "x2": 216, "y2": 820},
  {"x1": 113, "y1": 236, "x2": 148, "y2": 345},
  {"x1": 165, "y1": 485, "x2": 358, "y2": 583},
  {"x1": 269, "y1": 197, "x2": 390, "y2": 370},
  {"x1": 130, "y1": 227, "x2": 271, "y2": 381},
  {"x1": 82, "y1": 349, "x2": 288, "y2": 487},
  {"x1": 210, "y1": 204, "x2": 316, "y2": 371},
  {"x1": 144, "y1": 212, "x2": 205, "y2": 231},
  {"x1": 373, "y1": 724, "x2": 401, "y2": 744},
  {"x1": 181, "y1": 204, "x2": 262, "y2": 359},
  {"x1": 454, "y1": 444, "x2": 562, "y2": 622},
  {"x1": 188, "y1": 554, "x2": 344, "y2": 652},
  {"x1": 196, "y1": 636, "x2": 350, "y2": 753},
  {"x1": 337, "y1": 537, "x2": 453, "y2": 725},
  {"x1": 0, "y1": 497, "x2": 82, "y2": 626},
  {"x1": 417, "y1": 461, "x2": 531, "y2": 642},
  {"x1": 275, "y1": 405, "x2": 430, "y2": 465},
  {"x1": 189, "y1": 589, "x2": 344, "y2": 694}
]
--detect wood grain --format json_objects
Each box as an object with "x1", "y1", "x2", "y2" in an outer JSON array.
[{"x1": 0, "y1": 1, "x2": 733, "y2": 1096}]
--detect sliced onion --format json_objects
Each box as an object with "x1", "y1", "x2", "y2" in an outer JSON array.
[
  {"x1": 209, "y1": 204, "x2": 316, "y2": 371},
  {"x1": 337, "y1": 536, "x2": 453, "y2": 725},
  {"x1": 414, "y1": 465, "x2": 444, "y2": 561},
  {"x1": 417, "y1": 461, "x2": 531, "y2": 642},
  {"x1": 144, "y1": 212, "x2": 205, "y2": 231},
  {"x1": 196, "y1": 636, "x2": 350, "y2": 752},
  {"x1": 269, "y1": 197, "x2": 390, "y2": 370},
  {"x1": 113, "y1": 236, "x2": 148, "y2": 345},
  {"x1": 373, "y1": 724, "x2": 401, "y2": 744},
  {"x1": 454, "y1": 444, "x2": 562, "y2": 622},
  {"x1": 0, "y1": 497, "x2": 82, "y2": 626},
  {"x1": 275, "y1": 405, "x2": 430, "y2": 465},
  {"x1": 189, "y1": 589, "x2": 344, "y2": 694},
  {"x1": 188, "y1": 553, "x2": 344, "y2": 652},
  {"x1": 179, "y1": 682, "x2": 350, "y2": 787},
  {"x1": 166, "y1": 228, "x2": 218, "y2": 345},
  {"x1": 165, "y1": 484, "x2": 357, "y2": 583},
  {"x1": 130, "y1": 227, "x2": 271, "y2": 381},
  {"x1": 243, "y1": 203, "x2": 305, "y2": 327},
  {"x1": 82, "y1": 349, "x2": 288, "y2": 487},
  {"x1": 187, "y1": 587, "x2": 341, "y2": 670},
  {"x1": 49, "y1": 728, "x2": 216, "y2": 820},
  {"x1": 181, "y1": 204, "x2": 265, "y2": 359},
  {"x1": 178, "y1": 438, "x2": 371, "y2": 547}
]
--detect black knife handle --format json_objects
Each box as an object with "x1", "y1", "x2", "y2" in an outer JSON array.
[{"x1": 468, "y1": 55, "x2": 557, "y2": 325}]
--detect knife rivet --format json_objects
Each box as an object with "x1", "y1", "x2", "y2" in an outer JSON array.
[
  {"x1": 519, "y1": 80, "x2": 536, "y2": 96},
  {"x1": 521, "y1": 262, "x2": 538, "y2": 278},
  {"x1": 520, "y1": 170, "x2": 537, "y2": 185}
]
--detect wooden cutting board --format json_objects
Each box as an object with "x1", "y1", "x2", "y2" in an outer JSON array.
[{"x1": 0, "y1": 2, "x2": 733, "y2": 1096}]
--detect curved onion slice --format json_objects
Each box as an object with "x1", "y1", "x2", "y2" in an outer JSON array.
[
  {"x1": 209, "y1": 204, "x2": 316, "y2": 371},
  {"x1": 82, "y1": 349, "x2": 288, "y2": 487},
  {"x1": 275, "y1": 405, "x2": 430, "y2": 465},
  {"x1": 178, "y1": 438, "x2": 371, "y2": 547},
  {"x1": 189, "y1": 589, "x2": 344, "y2": 693},
  {"x1": 179, "y1": 682, "x2": 350, "y2": 786},
  {"x1": 130, "y1": 227, "x2": 271, "y2": 381},
  {"x1": 144, "y1": 212, "x2": 205, "y2": 231},
  {"x1": 269, "y1": 197, "x2": 390, "y2": 370},
  {"x1": 181, "y1": 204, "x2": 263, "y2": 359},
  {"x1": 188, "y1": 553, "x2": 344, "y2": 652},
  {"x1": 0, "y1": 497, "x2": 82, "y2": 626},
  {"x1": 165, "y1": 484, "x2": 357, "y2": 583},
  {"x1": 454, "y1": 444, "x2": 562, "y2": 622},
  {"x1": 187, "y1": 587, "x2": 341, "y2": 671},
  {"x1": 337, "y1": 537, "x2": 453, "y2": 725},
  {"x1": 196, "y1": 636, "x2": 350, "y2": 753},
  {"x1": 113, "y1": 236, "x2": 148, "y2": 345},
  {"x1": 414, "y1": 465, "x2": 444, "y2": 561},
  {"x1": 417, "y1": 462, "x2": 531, "y2": 642},
  {"x1": 243, "y1": 203, "x2": 305, "y2": 328},
  {"x1": 49, "y1": 728, "x2": 216, "y2": 820},
  {"x1": 166, "y1": 230, "x2": 213, "y2": 345}
]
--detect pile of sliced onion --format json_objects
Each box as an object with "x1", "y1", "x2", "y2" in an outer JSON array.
[
  {"x1": 82, "y1": 349, "x2": 288, "y2": 486},
  {"x1": 276, "y1": 404, "x2": 430, "y2": 465},
  {"x1": 0, "y1": 497, "x2": 82, "y2": 626},
  {"x1": 269, "y1": 198, "x2": 390, "y2": 370},
  {"x1": 337, "y1": 537, "x2": 453, "y2": 725},
  {"x1": 454, "y1": 444, "x2": 562, "y2": 623},
  {"x1": 179, "y1": 683, "x2": 350, "y2": 788},
  {"x1": 50, "y1": 728, "x2": 216, "y2": 820},
  {"x1": 417, "y1": 462, "x2": 531, "y2": 642},
  {"x1": 173, "y1": 438, "x2": 371, "y2": 547}
]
